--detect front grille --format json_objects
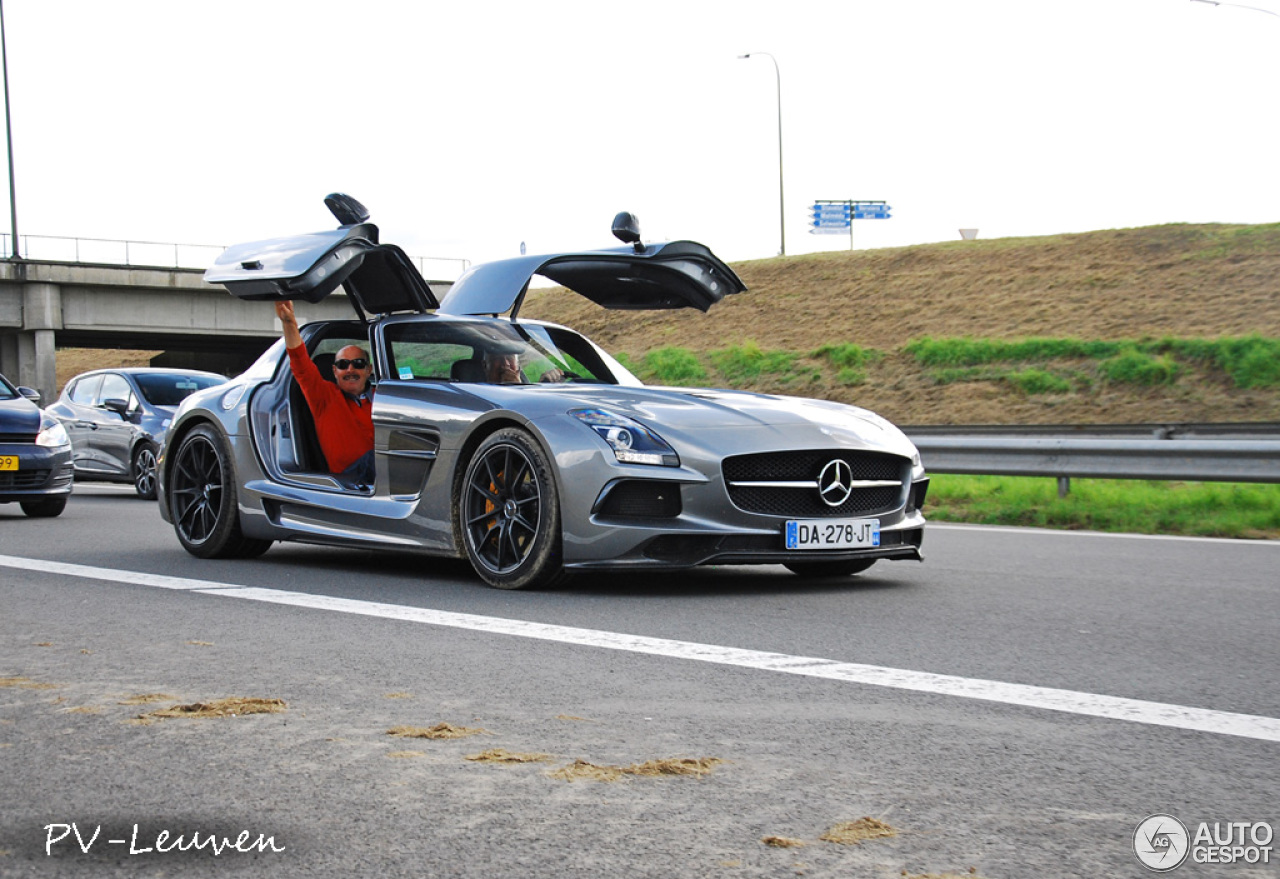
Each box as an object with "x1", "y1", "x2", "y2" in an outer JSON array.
[
  {"x1": 0, "y1": 469, "x2": 51, "y2": 489},
  {"x1": 722, "y1": 450, "x2": 907, "y2": 518}
]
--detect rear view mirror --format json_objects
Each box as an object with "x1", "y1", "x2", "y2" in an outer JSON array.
[
  {"x1": 102, "y1": 398, "x2": 129, "y2": 415},
  {"x1": 325, "y1": 193, "x2": 371, "y2": 227},
  {"x1": 18, "y1": 386, "x2": 40, "y2": 405},
  {"x1": 611, "y1": 212, "x2": 644, "y2": 253}
]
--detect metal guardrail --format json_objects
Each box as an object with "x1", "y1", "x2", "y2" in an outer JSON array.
[
  {"x1": 904, "y1": 425, "x2": 1280, "y2": 485},
  {"x1": 904, "y1": 422, "x2": 1280, "y2": 440}
]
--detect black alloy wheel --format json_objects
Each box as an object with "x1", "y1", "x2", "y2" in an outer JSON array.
[
  {"x1": 459, "y1": 428, "x2": 563, "y2": 590},
  {"x1": 169, "y1": 424, "x2": 271, "y2": 559},
  {"x1": 133, "y1": 442, "x2": 159, "y2": 500}
]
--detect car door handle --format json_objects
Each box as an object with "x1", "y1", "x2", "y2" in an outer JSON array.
[{"x1": 75, "y1": 420, "x2": 98, "y2": 429}]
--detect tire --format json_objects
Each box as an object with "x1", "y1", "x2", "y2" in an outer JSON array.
[
  {"x1": 132, "y1": 442, "x2": 159, "y2": 500},
  {"x1": 21, "y1": 497, "x2": 67, "y2": 518},
  {"x1": 458, "y1": 428, "x2": 563, "y2": 590},
  {"x1": 168, "y1": 424, "x2": 272, "y2": 559},
  {"x1": 784, "y1": 558, "x2": 877, "y2": 578}
]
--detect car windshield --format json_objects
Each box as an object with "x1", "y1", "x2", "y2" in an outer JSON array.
[
  {"x1": 134, "y1": 373, "x2": 225, "y2": 406},
  {"x1": 0, "y1": 376, "x2": 17, "y2": 400},
  {"x1": 385, "y1": 320, "x2": 640, "y2": 386}
]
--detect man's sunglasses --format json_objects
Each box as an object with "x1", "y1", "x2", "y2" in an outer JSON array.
[{"x1": 333, "y1": 358, "x2": 368, "y2": 370}]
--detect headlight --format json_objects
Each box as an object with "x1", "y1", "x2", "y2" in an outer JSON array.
[
  {"x1": 36, "y1": 416, "x2": 70, "y2": 448},
  {"x1": 571, "y1": 408, "x2": 679, "y2": 467}
]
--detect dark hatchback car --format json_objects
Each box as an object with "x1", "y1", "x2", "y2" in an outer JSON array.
[
  {"x1": 46, "y1": 368, "x2": 227, "y2": 499},
  {"x1": 0, "y1": 373, "x2": 74, "y2": 517}
]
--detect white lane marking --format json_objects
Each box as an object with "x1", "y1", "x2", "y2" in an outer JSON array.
[
  {"x1": 929, "y1": 523, "x2": 1280, "y2": 546},
  {"x1": 3, "y1": 553, "x2": 1278, "y2": 743}
]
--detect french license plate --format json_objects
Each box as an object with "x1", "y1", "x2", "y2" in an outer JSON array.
[
  {"x1": 0, "y1": 455, "x2": 18, "y2": 471},
  {"x1": 785, "y1": 518, "x2": 880, "y2": 550}
]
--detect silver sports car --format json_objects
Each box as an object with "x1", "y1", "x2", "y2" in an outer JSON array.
[{"x1": 159, "y1": 195, "x2": 927, "y2": 588}]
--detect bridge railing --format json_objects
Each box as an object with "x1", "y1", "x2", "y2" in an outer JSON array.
[{"x1": 0, "y1": 233, "x2": 469, "y2": 280}]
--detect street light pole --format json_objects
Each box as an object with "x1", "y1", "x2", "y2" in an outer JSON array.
[
  {"x1": 738, "y1": 52, "x2": 786, "y2": 257},
  {"x1": 0, "y1": 0, "x2": 18, "y2": 260}
]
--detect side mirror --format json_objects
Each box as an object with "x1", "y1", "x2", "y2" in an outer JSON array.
[
  {"x1": 611, "y1": 212, "x2": 645, "y2": 253},
  {"x1": 325, "y1": 193, "x2": 371, "y2": 226},
  {"x1": 102, "y1": 397, "x2": 129, "y2": 415},
  {"x1": 17, "y1": 386, "x2": 40, "y2": 405}
]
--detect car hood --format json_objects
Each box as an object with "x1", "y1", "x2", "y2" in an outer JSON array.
[
  {"x1": 514, "y1": 385, "x2": 915, "y2": 454},
  {"x1": 0, "y1": 395, "x2": 42, "y2": 435}
]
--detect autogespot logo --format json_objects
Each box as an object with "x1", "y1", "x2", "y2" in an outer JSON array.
[{"x1": 1134, "y1": 815, "x2": 1191, "y2": 872}]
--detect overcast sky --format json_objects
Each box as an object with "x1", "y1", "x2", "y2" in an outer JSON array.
[{"x1": 2, "y1": 0, "x2": 1277, "y2": 275}]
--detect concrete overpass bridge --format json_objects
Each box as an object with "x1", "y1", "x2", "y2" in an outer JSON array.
[{"x1": 0, "y1": 258, "x2": 451, "y2": 402}]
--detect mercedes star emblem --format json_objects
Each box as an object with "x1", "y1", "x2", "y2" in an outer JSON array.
[{"x1": 818, "y1": 459, "x2": 854, "y2": 507}]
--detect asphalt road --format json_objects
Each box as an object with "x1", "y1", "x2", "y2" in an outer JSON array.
[{"x1": 2, "y1": 484, "x2": 1277, "y2": 878}]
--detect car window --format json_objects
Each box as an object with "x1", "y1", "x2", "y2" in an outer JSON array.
[
  {"x1": 390, "y1": 341, "x2": 475, "y2": 380},
  {"x1": 99, "y1": 373, "x2": 132, "y2": 405},
  {"x1": 0, "y1": 376, "x2": 16, "y2": 400},
  {"x1": 69, "y1": 374, "x2": 104, "y2": 405},
  {"x1": 518, "y1": 324, "x2": 627, "y2": 384},
  {"x1": 383, "y1": 321, "x2": 628, "y2": 385},
  {"x1": 134, "y1": 373, "x2": 225, "y2": 406}
]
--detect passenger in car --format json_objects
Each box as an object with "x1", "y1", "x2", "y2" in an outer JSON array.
[
  {"x1": 483, "y1": 349, "x2": 564, "y2": 384},
  {"x1": 484, "y1": 350, "x2": 524, "y2": 384},
  {"x1": 274, "y1": 300, "x2": 375, "y2": 487}
]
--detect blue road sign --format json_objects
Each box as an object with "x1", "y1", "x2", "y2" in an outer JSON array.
[
  {"x1": 852, "y1": 206, "x2": 891, "y2": 219},
  {"x1": 813, "y1": 201, "x2": 891, "y2": 221}
]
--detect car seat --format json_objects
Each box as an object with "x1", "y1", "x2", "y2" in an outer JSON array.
[
  {"x1": 312, "y1": 351, "x2": 337, "y2": 383},
  {"x1": 287, "y1": 349, "x2": 338, "y2": 473},
  {"x1": 450, "y1": 358, "x2": 486, "y2": 383}
]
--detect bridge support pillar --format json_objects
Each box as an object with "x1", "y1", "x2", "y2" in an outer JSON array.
[
  {"x1": 2, "y1": 329, "x2": 56, "y2": 403},
  {"x1": 9, "y1": 282, "x2": 62, "y2": 402}
]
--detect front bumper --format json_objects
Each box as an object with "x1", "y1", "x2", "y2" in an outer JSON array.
[
  {"x1": 546, "y1": 416, "x2": 930, "y2": 571},
  {"x1": 0, "y1": 442, "x2": 75, "y2": 504}
]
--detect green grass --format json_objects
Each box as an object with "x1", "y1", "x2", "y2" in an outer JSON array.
[
  {"x1": 622, "y1": 342, "x2": 824, "y2": 387},
  {"x1": 710, "y1": 341, "x2": 813, "y2": 386},
  {"x1": 616, "y1": 347, "x2": 707, "y2": 385},
  {"x1": 1157, "y1": 336, "x2": 1280, "y2": 388},
  {"x1": 927, "y1": 474, "x2": 1280, "y2": 538},
  {"x1": 619, "y1": 334, "x2": 1280, "y2": 394},
  {"x1": 1006, "y1": 368, "x2": 1073, "y2": 394},
  {"x1": 1097, "y1": 349, "x2": 1182, "y2": 386},
  {"x1": 904, "y1": 337, "x2": 1124, "y2": 366},
  {"x1": 905, "y1": 334, "x2": 1280, "y2": 390}
]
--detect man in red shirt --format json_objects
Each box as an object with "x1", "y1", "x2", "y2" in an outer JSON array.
[{"x1": 274, "y1": 301, "x2": 375, "y2": 487}]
